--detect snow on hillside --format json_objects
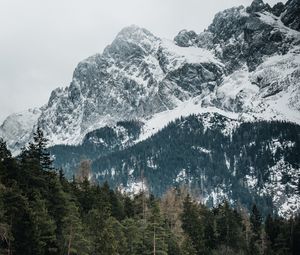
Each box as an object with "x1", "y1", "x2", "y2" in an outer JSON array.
[
  {"x1": 138, "y1": 98, "x2": 240, "y2": 142},
  {"x1": 1, "y1": 3, "x2": 300, "y2": 157},
  {"x1": 0, "y1": 108, "x2": 42, "y2": 155},
  {"x1": 258, "y1": 11, "x2": 300, "y2": 38},
  {"x1": 261, "y1": 159, "x2": 300, "y2": 218},
  {"x1": 160, "y1": 39, "x2": 223, "y2": 71}
]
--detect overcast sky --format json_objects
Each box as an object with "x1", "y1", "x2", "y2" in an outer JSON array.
[{"x1": 0, "y1": 0, "x2": 286, "y2": 122}]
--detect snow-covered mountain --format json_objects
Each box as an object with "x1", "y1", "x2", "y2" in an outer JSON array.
[
  {"x1": 1, "y1": 0, "x2": 300, "y2": 155},
  {"x1": 1, "y1": 0, "x2": 300, "y2": 218}
]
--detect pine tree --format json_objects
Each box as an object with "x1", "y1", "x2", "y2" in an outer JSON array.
[
  {"x1": 86, "y1": 208, "x2": 118, "y2": 255},
  {"x1": 215, "y1": 201, "x2": 245, "y2": 253},
  {"x1": 62, "y1": 200, "x2": 91, "y2": 255},
  {"x1": 250, "y1": 204, "x2": 262, "y2": 254},
  {"x1": 292, "y1": 216, "x2": 300, "y2": 255},
  {"x1": 0, "y1": 183, "x2": 13, "y2": 255},
  {"x1": 27, "y1": 126, "x2": 53, "y2": 171},
  {"x1": 122, "y1": 218, "x2": 144, "y2": 255},
  {"x1": 181, "y1": 235, "x2": 197, "y2": 255},
  {"x1": 181, "y1": 194, "x2": 204, "y2": 254},
  {"x1": 124, "y1": 195, "x2": 135, "y2": 218},
  {"x1": 30, "y1": 195, "x2": 57, "y2": 255},
  {"x1": 146, "y1": 200, "x2": 168, "y2": 255},
  {"x1": 2, "y1": 185, "x2": 35, "y2": 255},
  {"x1": 0, "y1": 138, "x2": 11, "y2": 161},
  {"x1": 107, "y1": 217, "x2": 127, "y2": 254}
]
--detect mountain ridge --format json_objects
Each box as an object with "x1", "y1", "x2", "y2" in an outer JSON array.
[
  {"x1": 1, "y1": 0, "x2": 300, "y2": 217},
  {"x1": 1, "y1": 1, "x2": 300, "y2": 154}
]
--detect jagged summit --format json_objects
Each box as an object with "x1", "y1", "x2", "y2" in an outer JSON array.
[
  {"x1": 115, "y1": 25, "x2": 157, "y2": 40},
  {"x1": 1, "y1": 0, "x2": 300, "y2": 155},
  {"x1": 246, "y1": 0, "x2": 271, "y2": 13},
  {"x1": 281, "y1": 0, "x2": 300, "y2": 31},
  {"x1": 1, "y1": 0, "x2": 300, "y2": 219},
  {"x1": 103, "y1": 25, "x2": 159, "y2": 61}
]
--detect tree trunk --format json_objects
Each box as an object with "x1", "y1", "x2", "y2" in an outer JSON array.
[
  {"x1": 153, "y1": 225, "x2": 156, "y2": 255},
  {"x1": 67, "y1": 224, "x2": 73, "y2": 255}
]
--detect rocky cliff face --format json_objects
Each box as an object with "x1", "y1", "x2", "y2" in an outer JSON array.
[
  {"x1": 1, "y1": 0, "x2": 300, "y2": 154},
  {"x1": 174, "y1": 0, "x2": 300, "y2": 123},
  {"x1": 2, "y1": 25, "x2": 225, "y2": 152},
  {"x1": 1, "y1": 0, "x2": 300, "y2": 217}
]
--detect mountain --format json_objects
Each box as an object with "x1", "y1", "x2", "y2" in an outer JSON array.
[
  {"x1": 91, "y1": 114, "x2": 300, "y2": 218},
  {"x1": 2, "y1": 0, "x2": 300, "y2": 154},
  {"x1": 1, "y1": 0, "x2": 300, "y2": 217}
]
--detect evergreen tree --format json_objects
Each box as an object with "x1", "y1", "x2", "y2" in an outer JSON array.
[
  {"x1": 0, "y1": 138, "x2": 11, "y2": 161},
  {"x1": 0, "y1": 183, "x2": 13, "y2": 255},
  {"x1": 215, "y1": 201, "x2": 245, "y2": 253},
  {"x1": 86, "y1": 208, "x2": 118, "y2": 255},
  {"x1": 124, "y1": 195, "x2": 135, "y2": 218},
  {"x1": 181, "y1": 235, "x2": 197, "y2": 255},
  {"x1": 145, "y1": 200, "x2": 168, "y2": 255},
  {"x1": 30, "y1": 195, "x2": 57, "y2": 255},
  {"x1": 2, "y1": 185, "x2": 35, "y2": 255},
  {"x1": 27, "y1": 126, "x2": 53, "y2": 171},
  {"x1": 0, "y1": 136, "x2": 299, "y2": 255},
  {"x1": 122, "y1": 218, "x2": 144, "y2": 255},
  {"x1": 292, "y1": 216, "x2": 300, "y2": 255},
  {"x1": 250, "y1": 204, "x2": 262, "y2": 254},
  {"x1": 108, "y1": 217, "x2": 127, "y2": 254},
  {"x1": 181, "y1": 194, "x2": 204, "y2": 254},
  {"x1": 61, "y1": 199, "x2": 91, "y2": 255}
]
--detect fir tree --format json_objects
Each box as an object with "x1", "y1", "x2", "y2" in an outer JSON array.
[
  {"x1": 28, "y1": 126, "x2": 53, "y2": 171},
  {"x1": 250, "y1": 204, "x2": 262, "y2": 254},
  {"x1": 62, "y1": 199, "x2": 91, "y2": 255},
  {"x1": 181, "y1": 194, "x2": 204, "y2": 254},
  {"x1": 0, "y1": 138, "x2": 11, "y2": 161},
  {"x1": 30, "y1": 195, "x2": 57, "y2": 255}
]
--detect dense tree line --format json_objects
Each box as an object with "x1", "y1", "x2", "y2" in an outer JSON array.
[
  {"x1": 0, "y1": 127, "x2": 299, "y2": 254},
  {"x1": 49, "y1": 120, "x2": 142, "y2": 176},
  {"x1": 90, "y1": 114, "x2": 300, "y2": 215}
]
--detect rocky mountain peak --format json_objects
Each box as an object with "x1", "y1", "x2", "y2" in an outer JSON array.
[
  {"x1": 246, "y1": 0, "x2": 271, "y2": 13},
  {"x1": 1, "y1": 1, "x2": 300, "y2": 155},
  {"x1": 271, "y1": 2, "x2": 285, "y2": 16},
  {"x1": 281, "y1": 0, "x2": 300, "y2": 31},
  {"x1": 174, "y1": 29, "x2": 198, "y2": 47},
  {"x1": 103, "y1": 25, "x2": 159, "y2": 60},
  {"x1": 115, "y1": 25, "x2": 157, "y2": 41}
]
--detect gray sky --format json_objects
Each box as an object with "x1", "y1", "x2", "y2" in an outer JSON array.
[{"x1": 0, "y1": 0, "x2": 286, "y2": 122}]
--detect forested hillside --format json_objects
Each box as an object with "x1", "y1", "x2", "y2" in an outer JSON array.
[
  {"x1": 89, "y1": 114, "x2": 300, "y2": 218},
  {"x1": 0, "y1": 129, "x2": 300, "y2": 255}
]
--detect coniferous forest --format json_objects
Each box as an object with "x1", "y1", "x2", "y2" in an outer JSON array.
[
  {"x1": 0, "y1": 129, "x2": 300, "y2": 255},
  {"x1": 49, "y1": 114, "x2": 300, "y2": 218}
]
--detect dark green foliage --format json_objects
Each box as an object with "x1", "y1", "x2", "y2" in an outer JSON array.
[
  {"x1": 0, "y1": 138, "x2": 11, "y2": 161},
  {"x1": 181, "y1": 194, "x2": 205, "y2": 253},
  {"x1": 250, "y1": 204, "x2": 262, "y2": 254},
  {"x1": 49, "y1": 120, "x2": 142, "y2": 177},
  {"x1": 0, "y1": 124, "x2": 299, "y2": 254},
  {"x1": 87, "y1": 114, "x2": 300, "y2": 216}
]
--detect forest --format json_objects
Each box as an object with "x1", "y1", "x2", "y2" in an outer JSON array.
[{"x1": 0, "y1": 128, "x2": 300, "y2": 255}]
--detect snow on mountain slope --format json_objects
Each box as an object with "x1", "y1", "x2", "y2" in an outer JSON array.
[
  {"x1": 138, "y1": 98, "x2": 240, "y2": 142},
  {"x1": 1, "y1": 1, "x2": 300, "y2": 155},
  {"x1": 159, "y1": 39, "x2": 223, "y2": 71},
  {"x1": 259, "y1": 158, "x2": 299, "y2": 218},
  {"x1": 1, "y1": 25, "x2": 224, "y2": 153},
  {"x1": 208, "y1": 44, "x2": 300, "y2": 124},
  {"x1": 0, "y1": 108, "x2": 42, "y2": 155},
  {"x1": 258, "y1": 11, "x2": 299, "y2": 38}
]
